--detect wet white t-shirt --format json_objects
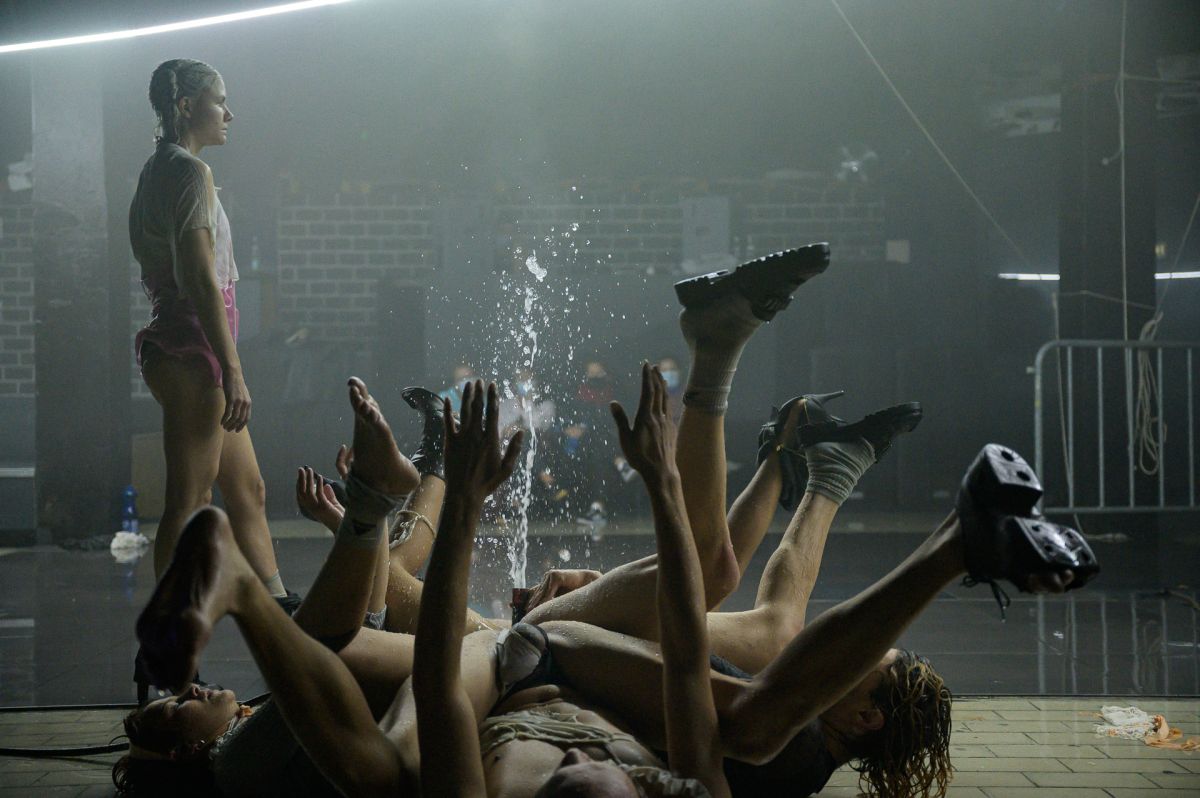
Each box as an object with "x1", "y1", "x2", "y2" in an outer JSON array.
[{"x1": 128, "y1": 142, "x2": 237, "y2": 297}]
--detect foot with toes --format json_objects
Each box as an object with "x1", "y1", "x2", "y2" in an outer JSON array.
[{"x1": 135, "y1": 507, "x2": 256, "y2": 693}]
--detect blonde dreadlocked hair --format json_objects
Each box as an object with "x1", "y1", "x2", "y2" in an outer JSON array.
[{"x1": 851, "y1": 649, "x2": 953, "y2": 798}]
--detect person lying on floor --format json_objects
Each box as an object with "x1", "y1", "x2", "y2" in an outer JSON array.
[
  {"x1": 118, "y1": 248, "x2": 1098, "y2": 797},
  {"x1": 121, "y1": 369, "x2": 1095, "y2": 798},
  {"x1": 288, "y1": 245, "x2": 948, "y2": 796}
]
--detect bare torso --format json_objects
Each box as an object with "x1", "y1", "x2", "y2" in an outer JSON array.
[{"x1": 483, "y1": 685, "x2": 665, "y2": 798}]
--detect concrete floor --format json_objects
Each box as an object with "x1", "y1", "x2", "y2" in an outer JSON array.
[
  {"x1": 0, "y1": 519, "x2": 1197, "y2": 795},
  {"x1": 0, "y1": 697, "x2": 1196, "y2": 796}
]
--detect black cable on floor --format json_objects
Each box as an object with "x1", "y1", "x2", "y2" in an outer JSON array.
[{"x1": 0, "y1": 741, "x2": 128, "y2": 757}]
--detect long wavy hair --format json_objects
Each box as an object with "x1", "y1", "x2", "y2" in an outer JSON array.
[
  {"x1": 850, "y1": 649, "x2": 954, "y2": 798},
  {"x1": 147, "y1": 59, "x2": 221, "y2": 144}
]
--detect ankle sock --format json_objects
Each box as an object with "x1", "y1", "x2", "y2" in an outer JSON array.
[
  {"x1": 262, "y1": 571, "x2": 286, "y2": 598},
  {"x1": 804, "y1": 439, "x2": 876, "y2": 505},
  {"x1": 679, "y1": 298, "x2": 762, "y2": 414},
  {"x1": 336, "y1": 471, "x2": 405, "y2": 549}
]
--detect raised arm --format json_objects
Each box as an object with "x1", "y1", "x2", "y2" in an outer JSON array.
[
  {"x1": 174, "y1": 163, "x2": 250, "y2": 432},
  {"x1": 611, "y1": 363, "x2": 731, "y2": 797},
  {"x1": 412, "y1": 381, "x2": 522, "y2": 798}
]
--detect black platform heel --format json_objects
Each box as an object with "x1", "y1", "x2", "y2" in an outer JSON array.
[
  {"x1": 797, "y1": 401, "x2": 924, "y2": 462},
  {"x1": 957, "y1": 444, "x2": 1100, "y2": 618},
  {"x1": 757, "y1": 391, "x2": 846, "y2": 512},
  {"x1": 674, "y1": 243, "x2": 831, "y2": 321}
]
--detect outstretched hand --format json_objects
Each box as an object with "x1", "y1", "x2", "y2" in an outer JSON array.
[
  {"x1": 443, "y1": 380, "x2": 524, "y2": 504},
  {"x1": 525, "y1": 568, "x2": 604, "y2": 611},
  {"x1": 610, "y1": 363, "x2": 677, "y2": 481},
  {"x1": 295, "y1": 466, "x2": 345, "y2": 533}
]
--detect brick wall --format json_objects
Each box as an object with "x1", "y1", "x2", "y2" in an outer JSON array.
[
  {"x1": 1, "y1": 175, "x2": 882, "y2": 399},
  {"x1": 0, "y1": 193, "x2": 35, "y2": 398},
  {"x1": 277, "y1": 185, "x2": 437, "y2": 345},
  {"x1": 276, "y1": 176, "x2": 884, "y2": 342}
]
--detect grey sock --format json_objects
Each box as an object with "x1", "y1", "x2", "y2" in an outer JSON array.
[
  {"x1": 261, "y1": 571, "x2": 286, "y2": 598},
  {"x1": 804, "y1": 439, "x2": 876, "y2": 505},
  {"x1": 336, "y1": 471, "x2": 405, "y2": 549},
  {"x1": 679, "y1": 298, "x2": 762, "y2": 414}
]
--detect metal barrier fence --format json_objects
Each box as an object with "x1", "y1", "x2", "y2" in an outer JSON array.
[{"x1": 1033, "y1": 339, "x2": 1199, "y2": 514}]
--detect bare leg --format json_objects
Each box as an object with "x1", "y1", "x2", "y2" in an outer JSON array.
[
  {"x1": 292, "y1": 379, "x2": 419, "y2": 643},
  {"x1": 142, "y1": 355, "x2": 225, "y2": 579},
  {"x1": 724, "y1": 453, "x2": 783, "y2": 576},
  {"x1": 524, "y1": 404, "x2": 806, "y2": 641},
  {"x1": 707, "y1": 491, "x2": 838, "y2": 673},
  {"x1": 215, "y1": 427, "x2": 282, "y2": 584},
  {"x1": 381, "y1": 474, "x2": 497, "y2": 635},
  {"x1": 391, "y1": 474, "x2": 445, "y2": 575},
  {"x1": 546, "y1": 516, "x2": 969, "y2": 764},
  {"x1": 381, "y1": 564, "x2": 496, "y2": 635},
  {"x1": 137, "y1": 508, "x2": 403, "y2": 795}
]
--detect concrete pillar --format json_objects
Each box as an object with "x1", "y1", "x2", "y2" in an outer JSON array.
[
  {"x1": 1059, "y1": 0, "x2": 1157, "y2": 340},
  {"x1": 31, "y1": 52, "x2": 127, "y2": 542}
]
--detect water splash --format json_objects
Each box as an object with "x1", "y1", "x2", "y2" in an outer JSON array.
[{"x1": 505, "y1": 252, "x2": 546, "y2": 587}]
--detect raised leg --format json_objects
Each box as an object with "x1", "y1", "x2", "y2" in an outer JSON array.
[
  {"x1": 544, "y1": 516, "x2": 970, "y2": 765},
  {"x1": 137, "y1": 508, "x2": 403, "y2": 796},
  {"x1": 381, "y1": 473, "x2": 496, "y2": 635},
  {"x1": 707, "y1": 491, "x2": 838, "y2": 673},
  {"x1": 292, "y1": 379, "x2": 419, "y2": 645}
]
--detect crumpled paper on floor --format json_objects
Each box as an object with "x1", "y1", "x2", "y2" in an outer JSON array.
[
  {"x1": 110, "y1": 531, "x2": 150, "y2": 564},
  {"x1": 1095, "y1": 705, "x2": 1200, "y2": 751}
]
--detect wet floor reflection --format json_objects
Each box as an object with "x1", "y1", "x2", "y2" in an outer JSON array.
[{"x1": 0, "y1": 530, "x2": 1196, "y2": 706}]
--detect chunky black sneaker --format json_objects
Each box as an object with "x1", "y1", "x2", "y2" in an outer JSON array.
[
  {"x1": 957, "y1": 444, "x2": 1099, "y2": 618},
  {"x1": 674, "y1": 243, "x2": 831, "y2": 321}
]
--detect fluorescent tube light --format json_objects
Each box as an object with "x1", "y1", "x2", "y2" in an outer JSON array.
[
  {"x1": 0, "y1": 0, "x2": 353, "y2": 54},
  {"x1": 998, "y1": 271, "x2": 1199, "y2": 281}
]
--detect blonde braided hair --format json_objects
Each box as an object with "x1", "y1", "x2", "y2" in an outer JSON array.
[{"x1": 148, "y1": 59, "x2": 220, "y2": 144}]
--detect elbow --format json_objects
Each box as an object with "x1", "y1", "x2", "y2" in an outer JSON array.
[{"x1": 720, "y1": 690, "x2": 811, "y2": 765}]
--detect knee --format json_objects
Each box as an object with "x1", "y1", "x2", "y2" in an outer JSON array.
[
  {"x1": 164, "y1": 483, "x2": 216, "y2": 511},
  {"x1": 767, "y1": 614, "x2": 804, "y2": 658},
  {"x1": 229, "y1": 475, "x2": 267, "y2": 510},
  {"x1": 703, "y1": 544, "x2": 742, "y2": 609}
]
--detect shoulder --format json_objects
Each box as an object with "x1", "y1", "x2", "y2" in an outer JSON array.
[{"x1": 160, "y1": 146, "x2": 214, "y2": 190}]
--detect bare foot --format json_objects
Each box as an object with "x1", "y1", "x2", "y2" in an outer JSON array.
[
  {"x1": 347, "y1": 377, "x2": 420, "y2": 495},
  {"x1": 135, "y1": 507, "x2": 254, "y2": 692}
]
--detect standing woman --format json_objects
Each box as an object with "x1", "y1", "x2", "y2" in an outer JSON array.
[{"x1": 130, "y1": 60, "x2": 294, "y2": 637}]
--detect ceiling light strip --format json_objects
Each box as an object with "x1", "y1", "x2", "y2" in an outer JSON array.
[
  {"x1": 998, "y1": 272, "x2": 1200, "y2": 281},
  {"x1": 0, "y1": 0, "x2": 353, "y2": 54}
]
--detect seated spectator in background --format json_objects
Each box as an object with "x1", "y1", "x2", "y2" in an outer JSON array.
[{"x1": 438, "y1": 364, "x2": 476, "y2": 412}]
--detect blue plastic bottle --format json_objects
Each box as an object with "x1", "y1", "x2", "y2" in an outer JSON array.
[{"x1": 121, "y1": 485, "x2": 139, "y2": 534}]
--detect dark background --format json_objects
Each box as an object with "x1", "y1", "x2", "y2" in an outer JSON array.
[{"x1": 0, "y1": 0, "x2": 1197, "y2": 523}]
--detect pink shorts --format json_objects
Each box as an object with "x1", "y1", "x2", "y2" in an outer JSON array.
[{"x1": 136, "y1": 280, "x2": 239, "y2": 388}]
